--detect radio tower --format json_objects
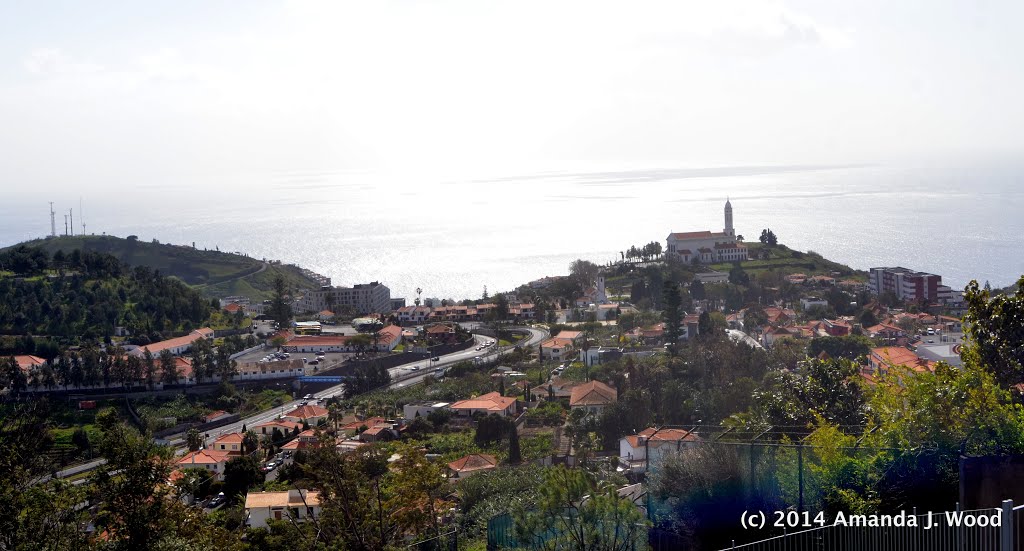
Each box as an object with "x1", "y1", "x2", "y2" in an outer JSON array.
[{"x1": 49, "y1": 202, "x2": 56, "y2": 237}]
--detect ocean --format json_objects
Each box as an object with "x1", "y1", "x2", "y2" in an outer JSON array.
[{"x1": 2, "y1": 160, "x2": 1023, "y2": 301}]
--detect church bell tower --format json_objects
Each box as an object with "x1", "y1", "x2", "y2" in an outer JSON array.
[{"x1": 724, "y1": 199, "x2": 734, "y2": 238}]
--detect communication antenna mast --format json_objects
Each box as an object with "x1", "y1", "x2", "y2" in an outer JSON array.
[
  {"x1": 69, "y1": 209, "x2": 74, "y2": 237},
  {"x1": 49, "y1": 202, "x2": 56, "y2": 237},
  {"x1": 64, "y1": 214, "x2": 68, "y2": 236}
]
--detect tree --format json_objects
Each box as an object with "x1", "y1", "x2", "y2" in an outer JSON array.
[
  {"x1": 159, "y1": 349, "x2": 179, "y2": 385},
  {"x1": 689, "y1": 278, "x2": 706, "y2": 301},
  {"x1": 807, "y1": 335, "x2": 873, "y2": 361},
  {"x1": 215, "y1": 346, "x2": 237, "y2": 382},
  {"x1": 662, "y1": 281, "x2": 682, "y2": 346},
  {"x1": 269, "y1": 275, "x2": 293, "y2": 329},
  {"x1": 697, "y1": 311, "x2": 713, "y2": 337},
  {"x1": 963, "y1": 275, "x2": 1024, "y2": 387},
  {"x1": 186, "y1": 428, "x2": 203, "y2": 451},
  {"x1": 569, "y1": 259, "x2": 600, "y2": 295},
  {"x1": 142, "y1": 348, "x2": 157, "y2": 389},
  {"x1": 306, "y1": 443, "x2": 448, "y2": 549},
  {"x1": 0, "y1": 403, "x2": 87, "y2": 551},
  {"x1": 514, "y1": 466, "x2": 648, "y2": 551},
  {"x1": 243, "y1": 430, "x2": 260, "y2": 455},
  {"x1": 91, "y1": 410, "x2": 178, "y2": 549},
  {"x1": 858, "y1": 309, "x2": 879, "y2": 328},
  {"x1": 223, "y1": 456, "x2": 264, "y2": 498},
  {"x1": 728, "y1": 266, "x2": 750, "y2": 286}
]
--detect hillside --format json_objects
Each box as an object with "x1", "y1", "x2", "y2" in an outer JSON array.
[{"x1": 7, "y1": 235, "x2": 324, "y2": 301}]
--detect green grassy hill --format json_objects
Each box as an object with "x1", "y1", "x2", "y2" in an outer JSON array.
[
  {"x1": 708, "y1": 242, "x2": 865, "y2": 280},
  {"x1": 8, "y1": 235, "x2": 323, "y2": 300}
]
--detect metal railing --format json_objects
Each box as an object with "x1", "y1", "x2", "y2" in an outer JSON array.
[{"x1": 722, "y1": 500, "x2": 1017, "y2": 551}]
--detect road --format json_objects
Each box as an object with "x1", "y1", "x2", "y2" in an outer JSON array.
[
  {"x1": 197, "y1": 325, "x2": 549, "y2": 446},
  {"x1": 50, "y1": 325, "x2": 549, "y2": 479}
]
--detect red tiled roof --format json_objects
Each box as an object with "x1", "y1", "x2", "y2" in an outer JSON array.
[
  {"x1": 177, "y1": 449, "x2": 231, "y2": 466},
  {"x1": 224, "y1": 303, "x2": 242, "y2": 313},
  {"x1": 377, "y1": 324, "x2": 403, "y2": 344},
  {"x1": 624, "y1": 427, "x2": 700, "y2": 448},
  {"x1": 570, "y1": 381, "x2": 617, "y2": 407},
  {"x1": 284, "y1": 405, "x2": 329, "y2": 420},
  {"x1": 284, "y1": 335, "x2": 350, "y2": 347},
  {"x1": 669, "y1": 231, "x2": 724, "y2": 240},
  {"x1": 138, "y1": 328, "x2": 215, "y2": 355},
  {"x1": 256, "y1": 420, "x2": 303, "y2": 432},
  {"x1": 204, "y1": 410, "x2": 230, "y2": 422},
  {"x1": 448, "y1": 454, "x2": 498, "y2": 473},
  {"x1": 11, "y1": 355, "x2": 46, "y2": 372},
  {"x1": 213, "y1": 432, "x2": 244, "y2": 445},
  {"x1": 450, "y1": 392, "x2": 516, "y2": 412}
]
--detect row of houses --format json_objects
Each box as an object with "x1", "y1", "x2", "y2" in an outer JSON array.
[{"x1": 395, "y1": 303, "x2": 536, "y2": 325}]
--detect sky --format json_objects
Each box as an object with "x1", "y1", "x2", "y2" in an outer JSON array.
[{"x1": 1, "y1": 1, "x2": 1023, "y2": 196}]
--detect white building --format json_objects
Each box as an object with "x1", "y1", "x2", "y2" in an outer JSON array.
[
  {"x1": 666, "y1": 200, "x2": 748, "y2": 263},
  {"x1": 403, "y1": 401, "x2": 451, "y2": 419},
  {"x1": 244, "y1": 490, "x2": 320, "y2": 529},
  {"x1": 868, "y1": 267, "x2": 957, "y2": 303},
  {"x1": 619, "y1": 427, "x2": 700, "y2": 473},
  {"x1": 297, "y1": 281, "x2": 392, "y2": 314}
]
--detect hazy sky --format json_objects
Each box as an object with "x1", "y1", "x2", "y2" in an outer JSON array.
[{"x1": 2, "y1": 1, "x2": 1023, "y2": 194}]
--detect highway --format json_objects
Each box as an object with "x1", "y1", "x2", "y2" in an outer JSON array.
[
  {"x1": 49, "y1": 325, "x2": 549, "y2": 479},
  {"x1": 188, "y1": 325, "x2": 548, "y2": 448}
]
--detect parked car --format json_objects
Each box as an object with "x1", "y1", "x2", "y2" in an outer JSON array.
[
  {"x1": 208, "y1": 492, "x2": 226, "y2": 508},
  {"x1": 431, "y1": 356, "x2": 440, "y2": 362},
  {"x1": 303, "y1": 394, "x2": 312, "y2": 400}
]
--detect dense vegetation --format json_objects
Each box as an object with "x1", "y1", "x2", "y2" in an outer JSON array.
[
  {"x1": 0, "y1": 246, "x2": 212, "y2": 350},
  {"x1": 4, "y1": 235, "x2": 323, "y2": 300}
]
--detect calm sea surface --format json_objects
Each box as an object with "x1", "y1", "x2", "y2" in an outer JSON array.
[{"x1": 2, "y1": 161, "x2": 1023, "y2": 301}]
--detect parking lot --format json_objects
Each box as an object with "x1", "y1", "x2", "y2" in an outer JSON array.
[{"x1": 233, "y1": 346, "x2": 354, "y2": 374}]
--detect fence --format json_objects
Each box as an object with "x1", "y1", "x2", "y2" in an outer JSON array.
[{"x1": 721, "y1": 500, "x2": 1021, "y2": 551}]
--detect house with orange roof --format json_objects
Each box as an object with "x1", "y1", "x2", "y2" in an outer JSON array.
[
  {"x1": 224, "y1": 303, "x2": 243, "y2": 314},
  {"x1": 865, "y1": 323, "x2": 906, "y2": 341},
  {"x1": 625, "y1": 323, "x2": 666, "y2": 343},
  {"x1": 358, "y1": 424, "x2": 397, "y2": 443},
  {"x1": 450, "y1": 391, "x2": 517, "y2": 417},
  {"x1": 447, "y1": 454, "x2": 498, "y2": 480},
  {"x1": 539, "y1": 336, "x2": 577, "y2": 362},
  {"x1": 869, "y1": 346, "x2": 937, "y2": 376},
  {"x1": 569, "y1": 380, "x2": 617, "y2": 414},
  {"x1": 255, "y1": 419, "x2": 303, "y2": 437},
  {"x1": 619, "y1": 427, "x2": 700, "y2": 472},
  {"x1": 762, "y1": 326, "x2": 807, "y2": 348},
  {"x1": 245, "y1": 489, "x2": 320, "y2": 529},
  {"x1": 203, "y1": 410, "x2": 232, "y2": 424},
  {"x1": 281, "y1": 429, "x2": 321, "y2": 451},
  {"x1": 176, "y1": 448, "x2": 232, "y2": 481},
  {"x1": 211, "y1": 432, "x2": 247, "y2": 456},
  {"x1": 424, "y1": 323, "x2": 458, "y2": 344},
  {"x1": 283, "y1": 404, "x2": 330, "y2": 425},
  {"x1": 339, "y1": 416, "x2": 389, "y2": 435},
  {"x1": 9, "y1": 355, "x2": 46, "y2": 373},
  {"x1": 376, "y1": 324, "x2": 403, "y2": 351},
  {"x1": 822, "y1": 318, "x2": 852, "y2": 337},
  {"x1": 131, "y1": 328, "x2": 215, "y2": 357}
]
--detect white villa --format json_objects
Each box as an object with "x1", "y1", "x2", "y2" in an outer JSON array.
[{"x1": 666, "y1": 200, "x2": 748, "y2": 263}]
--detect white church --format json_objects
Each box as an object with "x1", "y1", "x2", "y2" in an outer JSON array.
[{"x1": 666, "y1": 200, "x2": 748, "y2": 263}]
